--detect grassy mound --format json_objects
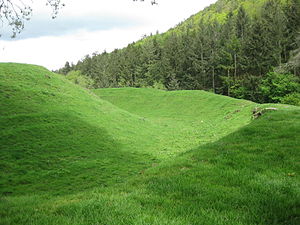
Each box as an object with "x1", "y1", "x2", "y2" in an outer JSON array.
[
  {"x1": 1, "y1": 109, "x2": 299, "y2": 225},
  {"x1": 0, "y1": 64, "x2": 255, "y2": 196},
  {"x1": 1, "y1": 63, "x2": 299, "y2": 224},
  {"x1": 0, "y1": 63, "x2": 160, "y2": 195}
]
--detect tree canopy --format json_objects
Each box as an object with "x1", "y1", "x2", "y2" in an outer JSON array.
[{"x1": 58, "y1": 0, "x2": 300, "y2": 105}]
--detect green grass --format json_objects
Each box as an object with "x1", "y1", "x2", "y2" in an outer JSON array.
[
  {"x1": 0, "y1": 63, "x2": 161, "y2": 195},
  {"x1": 1, "y1": 63, "x2": 299, "y2": 224},
  {"x1": 93, "y1": 88, "x2": 255, "y2": 148}
]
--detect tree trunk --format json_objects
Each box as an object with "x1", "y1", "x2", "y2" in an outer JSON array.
[
  {"x1": 212, "y1": 67, "x2": 215, "y2": 93},
  {"x1": 227, "y1": 69, "x2": 230, "y2": 97},
  {"x1": 201, "y1": 52, "x2": 204, "y2": 73},
  {"x1": 234, "y1": 53, "x2": 237, "y2": 80},
  {"x1": 131, "y1": 73, "x2": 135, "y2": 87},
  {"x1": 278, "y1": 40, "x2": 282, "y2": 67}
]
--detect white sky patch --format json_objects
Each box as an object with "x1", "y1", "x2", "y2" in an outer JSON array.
[{"x1": 0, "y1": 0, "x2": 217, "y2": 70}]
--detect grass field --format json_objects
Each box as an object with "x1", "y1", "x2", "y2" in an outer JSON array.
[{"x1": 0, "y1": 63, "x2": 299, "y2": 225}]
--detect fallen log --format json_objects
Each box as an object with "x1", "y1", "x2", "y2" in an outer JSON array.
[{"x1": 252, "y1": 107, "x2": 278, "y2": 119}]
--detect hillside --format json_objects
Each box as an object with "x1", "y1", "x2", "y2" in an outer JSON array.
[
  {"x1": 0, "y1": 63, "x2": 299, "y2": 224},
  {"x1": 60, "y1": 0, "x2": 300, "y2": 105},
  {"x1": 0, "y1": 63, "x2": 257, "y2": 196},
  {"x1": 168, "y1": 0, "x2": 274, "y2": 32},
  {"x1": 94, "y1": 88, "x2": 255, "y2": 146},
  {"x1": 139, "y1": 0, "x2": 268, "y2": 42},
  {"x1": 0, "y1": 63, "x2": 164, "y2": 195}
]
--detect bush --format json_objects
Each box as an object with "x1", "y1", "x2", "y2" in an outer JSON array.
[
  {"x1": 260, "y1": 72, "x2": 300, "y2": 103},
  {"x1": 153, "y1": 81, "x2": 166, "y2": 90},
  {"x1": 280, "y1": 92, "x2": 300, "y2": 106},
  {"x1": 227, "y1": 75, "x2": 261, "y2": 102},
  {"x1": 65, "y1": 71, "x2": 94, "y2": 89}
]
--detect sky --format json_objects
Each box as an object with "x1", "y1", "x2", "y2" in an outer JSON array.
[{"x1": 0, "y1": 0, "x2": 217, "y2": 70}]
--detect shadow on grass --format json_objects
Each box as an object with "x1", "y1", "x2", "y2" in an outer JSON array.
[
  {"x1": 0, "y1": 112, "x2": 153, "y2": 196},
  {"x1": 0, "y1": 110, "x2": 299, "y2": 225},
  {"x1": 133, "y1": 110, "x2": 300, "y2": 225}
]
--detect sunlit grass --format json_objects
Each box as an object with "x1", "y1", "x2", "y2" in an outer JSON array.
[{"x1": 0, "y1": 63, "x2": 299, "y2": 225}]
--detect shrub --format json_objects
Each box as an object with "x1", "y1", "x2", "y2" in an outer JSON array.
[
  {"x1": 227, "y1": 75, "x2": 261, "y2": 102},
  {"x1": 280, "y1": 92, "x2": 300, "y2": 106},
  {"x1": 260, "y1": 72, "x2": 300, "y2": 103},
  {"x1": 65, "y1": 71, "x2": 94, "y2": 89},
  {"x1": 153, "y1": 81, "x2": 166, "y2": 90}
]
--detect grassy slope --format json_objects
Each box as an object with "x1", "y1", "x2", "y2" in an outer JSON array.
[
  {"x1": 0, "y1": 64, "x2": 254, "y2": 196},
  {"x1": 2, "y1": 109, "x2": 299, "y2": 225},
  {"x1": 94, "y1": 88, "x2": 255, "y2": 148},
  {"x1": 1, "y1": 63, "x2": 299, "y2": 224},
  {"x1": 0, "y1": 63, "x2": 163, "y2": 195}
]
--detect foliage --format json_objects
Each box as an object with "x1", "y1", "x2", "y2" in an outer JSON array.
[
  {"x1": 280, "y1": 92, "x2": 300, "y2": 106},
  {"x1": 260, "y1": 72, "x2": 300, "y2": 103},
  {"x1": 152, "y1": 81, "x2": 166, "y2": 90},
  {"x1": 59, "y1": 0, "x2": 300, "y2": 105},
  {"x1": 286, "y1": 33, "x2": 300, "y2": 76},
  {"x1": 228, "y1": 75, "x2": 262, "y2": 102},
  {"x1": 59, "y1": 61, "x2": 72, "y2": 75},
  {"x1": 65, "y1": 70, "x2": 94, "y2": 89}
]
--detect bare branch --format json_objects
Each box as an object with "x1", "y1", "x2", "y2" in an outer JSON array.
[{"x1": 0, "y1": 0, "x2": 64, "y2": 38}]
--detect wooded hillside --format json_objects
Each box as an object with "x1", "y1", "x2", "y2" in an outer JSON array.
[{"x1": 58, "y1": 0, "x2": 300, "y2": 104}]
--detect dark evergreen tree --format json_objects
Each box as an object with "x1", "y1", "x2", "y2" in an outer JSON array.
[
  {"x1": 236, "y1": 6, "x2": 248, "y2": 41},
  {"x1": 57, "y1": 0, "x2": 300, "y2": 104},
  {"x1": 284, "y1": 0, "x2": 300, "y2": 61}
]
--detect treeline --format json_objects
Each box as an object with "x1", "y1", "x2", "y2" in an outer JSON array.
[{"x1": 58, "y1": 0, "x2": 300, "y2": 104}]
